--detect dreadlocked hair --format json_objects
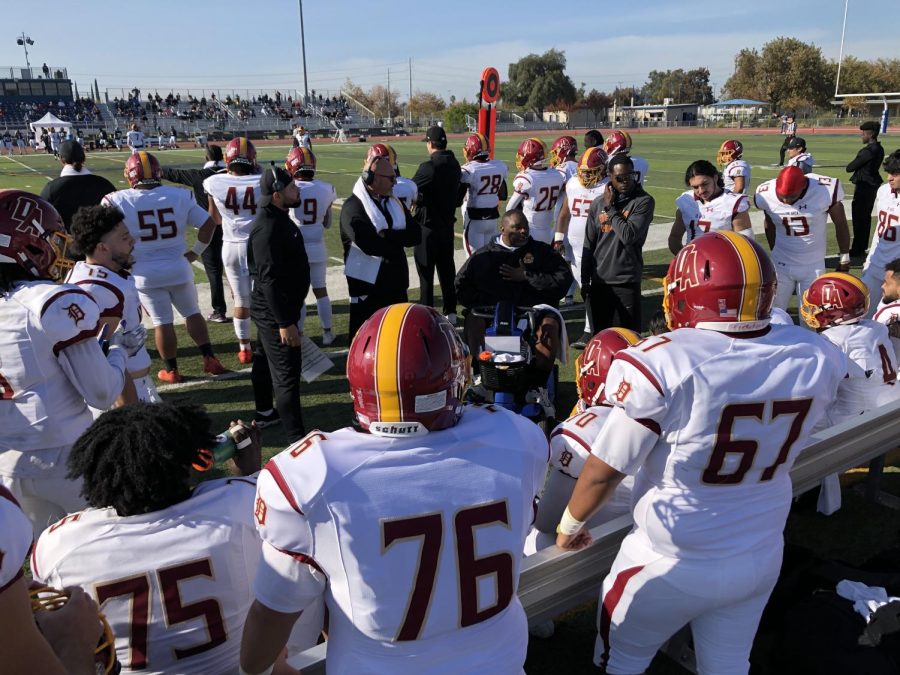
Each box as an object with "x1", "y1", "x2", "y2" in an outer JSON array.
[{"x1": 67, "y1": 401, "x2": 217, "y2": 516}]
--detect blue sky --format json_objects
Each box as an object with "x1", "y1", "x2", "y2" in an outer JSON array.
[{"x1": 2, "y1": 0, "x2": 896, "y2": 102}]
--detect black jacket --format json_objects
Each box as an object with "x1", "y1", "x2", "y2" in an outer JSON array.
[
  {"x1": 248, "y1": 204, "x2": 310, "y2": 328},
  {"x1": 40, "y1": 173, "x2": 117, "y2": 229},
  {"x1": 455, "y1": 237, "x2": 572, "y2": 309},
  {"x1": 413, "y1": 149, "x2": 462, "y2": 230},
  {"x1": 582, "y1": 187, "x2": 655, "y2": 286},
  {"x1": 339, "y1": 192, "x2": 421, "y2": 298},
  {"x1": 161, "y1": 165, "x2": 223, "y2": 210},
  {"x1": 847, "y1": 141, "x2": 884, "y2": 188}
]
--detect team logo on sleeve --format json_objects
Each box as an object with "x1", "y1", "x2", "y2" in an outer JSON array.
[
  {"x1": 254, "y1": 497, "x2": 267, "y2": 525},
  {"x1": 612, "y1": 380, "x2": 632, "y2": 402},
  {"x1": 64, "y1": 303, "x2": 86, "y2": 325},
  {"x1": 559, "y1": 449, "x2": 574, "y2": 467}
]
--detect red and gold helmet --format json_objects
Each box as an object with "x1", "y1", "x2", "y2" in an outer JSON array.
[
  {"x1": 365, "y1": 143, "x2": 397, "y2": 170},
  {"x1": 124, "y1": 151, "x2": 162, "y2": 188},
  {"x1": 576, "y1": 147, "x2": 608, "y2": 189},
  {"x1": 576, "y1": 328, "x2": 640, "y2": 405},
  {"x1": 800, "y1": 272, "x2": 869, "y2": 329},
  {"x1": 717, "y1": 139, "x2": 744, "y2": 166},
  {"x1": 0, "y1": 190, "x2": 72, "y2": 280},
  {"x1": 225, "y1": 137, "x2": 257, "y2": 168},
  {"x1": 285, "y1": 147, "x2": 316, "y2": 177},
  {"x1": 347, "y1": 303, "x2": 469, "y2": 437},
  {"x1": 664, "y1": 230, "x2": 776, "y2": 332},
  {"x1": 515, "y1": 137, "x2": 547, "y2": 171},
  {"x1": 463, "y1": 133, "x2": 490, "y2": 162},
  {"x1": 602, "y1": 130, "x2": 632, "y2": 157},
  {"x1": 549, "y1": 135, "x2": 578, "y2": 168}
]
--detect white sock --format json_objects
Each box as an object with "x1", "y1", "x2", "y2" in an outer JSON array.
[
  {"x1": 317, "y1": 296, "x2": 332, "y2": 330},
  {"x1": 298, "y1": 304, "x2": 307, "y2": 332},
  {"x1": 234, "y1": 317, "x2": 251, "y2": 341}
]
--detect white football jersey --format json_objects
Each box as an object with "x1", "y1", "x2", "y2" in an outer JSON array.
[
  {"x1": 865, "y1": 184, "x2": 900, "y2": 271},
  {"x1": 819, "y1": 320, "x2": 897, "y2": 421},
  {"x1": 788, "y1": 152, "x2": 815, "y2": 173},
  {"x1": 722, "y1": 159, "x2": 751, "y2": 194},
  {"x1": 754, "y1": 173, "x2": 844, "y2": 267},
  {"x1": 564, "y1": 175, "x2": 607, "y2": 253},
  {"x1": 253, "y1": 404, "x2": 548, "y2": 674},
  {"x1": 34, "y1": 477, "x2": 261, "y2": 675},
  {"x1": 0, "y1": 282, "x2": 100, "y2": 451},
  {"x1": 555, "y1": 159, "x2": 578, "y2": 184},
  {"x1": 596, "y1": 327, "x2": 847, "y2": 559},
  {"x1": 874, "y1": 298, "x2": 900, "y2": 365},
  {"x1": 289, "y1": 178, "x2": 337, "y2": 265},
  {"x1": 203, "y1": 173, "x2": 262, "y2": 243},
  {"x1": 66, "y1": 262, "x2": 149, "y2": 374},
  {"x1": 126, "y1": 130, "x2": 145, "y2": 148},
  {"x1": 676, "y1": 189, "x2": 749, "y2": 242},
  {"x1": 460, "y1": 160, "x2": 508, "y2": 210},
  {"x1": 393, "y1": 176, "x2": 418, "y2": 211},
  {"x1": 103, "y1": 186, "x2": 208, "y2": 289},
  {"x1": 0, "y1": 487, "x2": 32, "y2": 590},
  {"x1": 628, "y1": 154, "x2": 650, "y2": 186},
  {"x1": 510, "y1": 168, "x2": 565, "y2": 242}
]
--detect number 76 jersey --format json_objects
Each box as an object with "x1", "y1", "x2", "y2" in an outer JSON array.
[
  {"x1": 253, "y1": 404, "x2": 548, "y2": 674},
  {"x1": 596, "y1": 327, "x2": 847, "y2": 559}
]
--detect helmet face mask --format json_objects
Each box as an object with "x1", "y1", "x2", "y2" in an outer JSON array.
[
  {"x1": 0, "y1": 189, "x2": 72, "y2": 281},
  {"x1": 576, "y1": 147, "x2": 608, "y2": 189},
  {"x1": 515, "y1": 138, "x2": 547, "y2": 171},
  {"x1": 602, "y1": 130, "x2": 632, "y2": 157},
  {"x1": 800, "y1": 273, "x2": 869, "y2": 329},
  {"x1": 577, "y1": 328, "x2": 640, "y2": 405},
  {"x1": 716, "y1": 139, "x2": 743, "y2": 166}
]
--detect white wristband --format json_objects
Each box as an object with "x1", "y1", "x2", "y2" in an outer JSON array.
[
  {"x1": 556, "y1": 506, "x2": 586, "y2": 536},
  {"x1": 191, "y1": 239, "x2": 209, "y2": 257},
  {"x1": 238, "y1": 666, "x2": 274, "y2": 675},
  {"x1": 553, "y1": 231, "x2": 566, "y2": 243},
  {"x1": 839, "y1": 253, "x2": 850, "y2": 264}
]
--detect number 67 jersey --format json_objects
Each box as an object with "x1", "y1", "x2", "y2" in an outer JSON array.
[
  {"x1": 253, "y1": 404, "x2": 548, "y2": 674},
  {"x1": 595, "y1": 327, "x2": 847, "y2": 559}
]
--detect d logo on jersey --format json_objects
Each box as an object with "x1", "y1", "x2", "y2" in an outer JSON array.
[
  {"x1": 669, "y1": 244, "x2": 700, "y2": 292},
  {"x1": 612, "y1": 380, "x2": 632, "y2": 402}
]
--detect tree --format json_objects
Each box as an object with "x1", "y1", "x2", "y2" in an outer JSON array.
[
  {"x1": 504, "y1": 49, "x2": 577, "y2": 116},
  {"x1": 580, "y1": 89, "x2": 613, "y2": 122},
  {"x1": 407, "y1": 91, "x2": 446, "y2": 119},
  {"x1": 681, "y1": 68, "x2": 714, "y2": 105},
  {"x1": 443, "y1": 100, "x2": 479, "y2": 134},
  {"x1": 722, "y1": 49, "x2": 765, "y2": 101}
]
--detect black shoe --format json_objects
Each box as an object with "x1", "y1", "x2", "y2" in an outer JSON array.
[
  {"x1": 253, "y1": 410, "x2": 281, "y2": 428},
  {"x1": 207, "y1": 310, "x2": 228, "y2": 323},
  {"x1": 572, "y1": 332, "x2": 592, "y2": 350}
]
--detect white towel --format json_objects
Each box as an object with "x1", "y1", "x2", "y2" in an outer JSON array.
[
  {"x1": 836, "y1": 580, "x2": 900, "y2": 623},
  {"x1": 351, "y1": 178, "x2": 406, "y2": 234}
]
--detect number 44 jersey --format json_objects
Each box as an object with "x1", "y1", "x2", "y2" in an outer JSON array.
[
  {"x1": 595, "y1": 327, "x2": 847, "y2": 559},
  {"x1": 253, "y1": 404, "x2": 549, "y2": 674}
]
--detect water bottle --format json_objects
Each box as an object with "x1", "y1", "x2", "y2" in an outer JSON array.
[{"x1": 193, "y1": 423, "x2": 251, "y2": 471}]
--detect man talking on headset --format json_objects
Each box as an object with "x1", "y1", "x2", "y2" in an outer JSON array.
[
  {"x1": 341, "y1": 155, "x2": 421, "y2": 338},
  {"x1": 247, "y1": 163, "x2": 310, "y2": 443}
]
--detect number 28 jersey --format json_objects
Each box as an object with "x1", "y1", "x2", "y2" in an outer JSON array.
[
  {"x1": 460, "y1": 159, "x2": 508, "y2": 211},
  {"x1": 103, "y1": 186, "x2": 209, "y2": 289},
  {"x1": 253, "y1": 404, "x2": 548, "y2": 674},
  {"x1": 595, "y1": 327, "x2": 847, "y2": 559}
]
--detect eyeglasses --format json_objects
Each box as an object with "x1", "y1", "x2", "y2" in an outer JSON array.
[{"x1": 611, "y1": 172, "x2": 637, "y2": 183}]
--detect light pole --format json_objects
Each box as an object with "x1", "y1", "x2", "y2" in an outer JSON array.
[
  {"x1": 297, "y1": 1, "x2": 309, "y2": 104},
  {"x1": 16, "y1": 32, "x2": 34, "y2": 70}
]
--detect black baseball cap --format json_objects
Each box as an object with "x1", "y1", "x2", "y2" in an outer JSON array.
[
  {"x1": 786, "y1": 136, "x2": 806, "y2": 149},
  {"x1": 860, "y1": 121, "x2": 880, "y2": 134},
  {"x1": 422, "y1": 126, "x2": 447, "y2": 144},
  {"x1": 59, "y1": 140, "x2": 85, "y2": 164},
  {"x1": 260, "y1": 163, "x2": 293, "y2": 196}
]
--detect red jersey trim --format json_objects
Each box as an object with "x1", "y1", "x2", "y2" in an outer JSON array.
[
  {"x1": 552, "y1": 428, "x2": 593, "y2": 456},
  {"x1": 75, "y1": 279, "x2": 125, "y2": 318},
  {"x1": 598, "y1": 564, "x2": 645, "y2": 669},
  {"x1": 53, "y1": 324, "x2": 100, "y2": 356},
  {"x1": 264, "y1": 461, "x2": 304, "y2": 515},
  {"x1": 273, "y1": 545, "x2": 325, "y2": 576},
  {"x1": 39, "y1": 288, "x2": 94, "y2": 317},
  {"x1": 615, "y1": 352, "x2": 664, "y2": 397}
]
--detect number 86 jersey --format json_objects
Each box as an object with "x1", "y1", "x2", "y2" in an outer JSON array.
[{"x1": 594, "y1": 328, "x2": 847, "y2": 559}]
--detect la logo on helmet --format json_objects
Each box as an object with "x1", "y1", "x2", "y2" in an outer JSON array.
[
  {"x1": 671, "y1": 245, "x2": 700, "y2": 292},
  {"x1": 821, "y1": 282, "x2": 844, "y2": 308},
  {"x1": 11, "y1": 195, "x2": 44, "y2": 237}
]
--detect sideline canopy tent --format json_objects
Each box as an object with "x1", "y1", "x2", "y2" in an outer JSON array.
[{"x1": 29, "y1": 112, "x2": 73, "y2": 147}]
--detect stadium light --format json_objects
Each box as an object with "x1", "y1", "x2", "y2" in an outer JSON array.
[{"x1": 15, "y1": 32, "x2": 34, "y2": 69}]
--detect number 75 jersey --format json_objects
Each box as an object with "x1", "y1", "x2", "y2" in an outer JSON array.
[
  {"x1": 597, "y1": 327, "x2": 847, "y2": 558},
  {"x1": 253, "y1": 404, "x2": 548, "y2": 674}
]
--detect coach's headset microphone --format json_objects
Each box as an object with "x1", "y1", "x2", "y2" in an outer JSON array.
[{"x1": 268, "y1": 161, "x2": 286, "y2": 192}]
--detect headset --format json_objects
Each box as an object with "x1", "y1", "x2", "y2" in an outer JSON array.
[
  {"x1": 362, "y1": 156, "x2": 378, "y2": 186},
  {"x1": 268, "y1": 161, "x2": 286, "y2": 192}
]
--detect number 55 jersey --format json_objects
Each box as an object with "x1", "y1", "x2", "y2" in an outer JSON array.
[
  {"x1": 595, "y1": 327, "x2": 847, "y2": 559},
  {"x1": 253, "y1": 404, "x2": 548, "y2": 674}
]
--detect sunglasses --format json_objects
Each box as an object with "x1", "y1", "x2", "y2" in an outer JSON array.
[{"x1": 611, "y1": 172, "x2": 637, "y2": 183}]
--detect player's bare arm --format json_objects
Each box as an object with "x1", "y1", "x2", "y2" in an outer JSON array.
[
  {"x1": 207, "y1": 198, "x2": 222, "y2": 225},
  {"x1": 668, "y1": 210, "x2": 687, "y2": 255},
  {"x1": 732, "y1": 174, "x2": 746, "y2": 195},
  {"x1": 732, "y1": 209, "x2": 752, "y2": 235},
  {"x1": 829, "y1": 202, "x2": 852, "y2": 270},
  {"x1": 763, "y1": 212, "x2": 778, "y2": 250},
  {"x1": 186, "y1": 216, "x2": 216, "y2": 263},
  {"x1": 240, "y1": 600, "x2": 303, "y2": 675},
  {"x1": 555, "y1": 454, "x2": 624, "y2": 551}
]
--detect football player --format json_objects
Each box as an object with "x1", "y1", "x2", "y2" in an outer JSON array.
[
  {"x1": 458, "y1": 133, "x2": 508, "y2": 256},
  {"x1": 240, "y1": 303, "x2": 548, "y2": 675},
  {"x1": 668, "y1": 160, "x2": 752, "y2": 255},
  {"x1": 204, "y1": 138, "x2": 262, "y2": 363},
  {"x1": 367, "y1": 143, "x2": 418, "y2": 210},
  {"x1": 785, "y1": 137, "x2": 814, "y2": 174},
  {"x1": 556, "y1": 231, "x2": 848, "y2": 675},
  {"x1": 861, "y1": 150, "x2": 900, "y2": 313},
  {"x1": 505, "y1": 137, "x2": 565, "y2": 244},
  {"x1": 125, "y1": 123, "x2": 144, "y2": 154},
  {"x1": 872, "y1": 257, "x2": 900, "y2": 363},
  {"x1": 0, "y1": 191, "x2": 127, "y2": 532},
  {"x1": 754, "y1": 165, "x2": 851, "y2": 311},
  {"x1": 526, "y1": 327, "x2": 640, "y2": 556},
  {"x1": 556, "y1": 147, "x2": 609, "y2": 346},
  {"x1": 33, "y1": 402, "x2": 307, "y2": 675},
  {"x1": 716, "y1": 139, "x2": 751, "y2": 194},
  {"x1": 286, "y1": 146, "x2": 337, "y2": 345},
  {"x1": 67, "y1": 204, "x2": 156, "y2": 405},
  {"x1": 602, "y1": 130, "x2": 649, "y2": 186},
  {"x1": 550, "y1": 135, "x2": 579, "y2": 184},
  {"x1": 103, "y1": 151, "x2": 225, "y2": 383}
]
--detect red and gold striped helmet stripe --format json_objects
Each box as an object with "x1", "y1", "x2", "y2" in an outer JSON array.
[
  {"x1": 138, "y1": 152, "x2": 152, "y2": 180},
  {"x1": 239, "y1": 137, "x2": 248, "y2": 158},
  {"x1": 718, "y1": 230, "x2": 764, "y2": 321},
  {"x1": 373, "y1": 303, "x2": 415, "y2": 421},
  {"x1": 609, "y1": 327, "x2": 641, "y2": 345},
  {"x1": 819, "y1": 271, "x2": 869, "y2": 298}
]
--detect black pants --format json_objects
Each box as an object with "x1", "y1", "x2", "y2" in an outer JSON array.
[
  {"x1": 850, "y1": 182, "x2": 879, "y2": 256},
  {"x1": 589, "y1": 281, "x2": 642, "y2": 333},
  {"x1": 251, "y1": 321, "x2": 305, "y2": 443},
  {"x1": 348, "y1": 288, "x2": 408, "y2": 341},
  {"x1": 201, "y1": 226, "x2": 226, "y2": 314},
  {"x1": 415, "y1": 225, "x2": 456, "y2": 315}
]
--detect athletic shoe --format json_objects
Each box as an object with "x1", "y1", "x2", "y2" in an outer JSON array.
[
  {"x1": 207, "y1": 310, "x2": 228, "y2": 323},
  {"x1": 571, "y1": 332, "x2": 592, "y2": 350},
  {"x1": 322, "y1": 330, "x2": 336, "y2": 346},
  {"x1": 157, "y1": 369, "x2": 183, "y2": 384},
  {"x1": 203, "y1": 355, "x2": 227, "y2": 375},
  {"x1": 238, "y1": 350, "x2": 253, "y2": 365},
  {"x1": 253, "y1": 409, "x2": 281, "y2": 428}
]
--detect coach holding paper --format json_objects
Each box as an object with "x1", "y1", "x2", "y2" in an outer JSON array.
[
  {"x1": 248, "y1": 163, "x2": 309, "y2": 442},
  {"x1": 341, "y1": 154, "x2": 420, "y2": 338}
]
